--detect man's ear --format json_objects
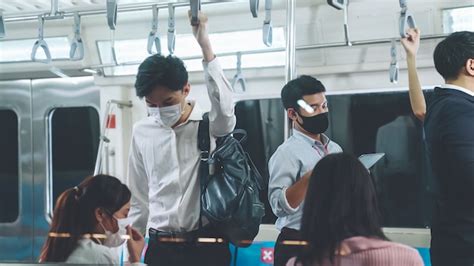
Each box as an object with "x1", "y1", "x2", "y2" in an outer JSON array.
[
  {"x1": 288, "y1": 108, "x2": 298, "y2": 121},
  {"x1": 466, "y1": 58, "x2": 474, "y2": 76},
  {"x1": 182, "y1": 83, "x2": 191, "y2": 97}
]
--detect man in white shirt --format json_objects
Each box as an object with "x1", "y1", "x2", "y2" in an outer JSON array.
[{"x1": 127, "y1": 12, "x2": 235, "y2": 265}]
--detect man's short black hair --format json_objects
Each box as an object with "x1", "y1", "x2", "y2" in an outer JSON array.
[
  {"x1": 433, "y1": 31, "x2": 474, "y2": 81},
  {"x1": 281, "y1": 75, "x2": 326, "y2": 110},
  {"x1": 135, "y1": 54, "x2": 189, "y2": 98}
]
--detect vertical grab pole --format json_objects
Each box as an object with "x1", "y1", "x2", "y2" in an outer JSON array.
[
  {"x1": 93, "y1": 101, "x2": 112, "y2": 176},
  {"x1": 284, "y1": 0, "x2": 296, "y2": 140}
]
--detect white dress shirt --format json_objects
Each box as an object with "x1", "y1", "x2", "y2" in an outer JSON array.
[{"x1": 127, "y1": 58, "x2": 236, "y2": 234}]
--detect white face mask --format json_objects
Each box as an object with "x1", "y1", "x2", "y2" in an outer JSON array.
[
  {"x1": 148, "y1": 102, "x2": 184, "y2": 127},
  {"x1": 100, "y1": 216, "x2": 129, "y2": 247}
]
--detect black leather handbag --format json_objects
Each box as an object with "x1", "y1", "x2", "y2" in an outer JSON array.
[{"x1": 198, "y1": 113, "x2": 265, "y2": 247}]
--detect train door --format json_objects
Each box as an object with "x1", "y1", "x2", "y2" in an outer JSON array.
[
  {"x1": 31, "y1": 77, "x2": 100, "y2": 260},
  {"x1": 0, "y1": 80, "x2": 34, "y2": 261}
]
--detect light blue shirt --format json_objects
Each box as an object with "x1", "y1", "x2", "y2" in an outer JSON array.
[{"x1": 268, "y1": 129, "x2": 342, "y2": 231}]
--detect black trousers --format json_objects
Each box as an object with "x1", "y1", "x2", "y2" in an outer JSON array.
[
  {"x1": 430, "y1": 233, "x2": 474, "y2": 266},
  {"x1": 144, "y1": 226, "x2": 231, "y2": 266},
  {"x1": 274, "y1": 227, "x2": 303, "y2": 266}
]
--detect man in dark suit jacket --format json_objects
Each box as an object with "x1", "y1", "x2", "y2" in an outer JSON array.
[{"x1": 423, "y1": 32, "x2": 474, "y2": 266}]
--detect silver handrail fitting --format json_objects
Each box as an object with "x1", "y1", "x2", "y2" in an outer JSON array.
[
  {"x1": 232, "y1": 52, "x2": 247, "y2": 93},
  {"x1": 399, "y1": 0, "x2": 416, "y2": 37},
  {"x1": 31, "y1": 16, "x2": 52, "y2": 63},
  {"x1": 250, "y1": 0, "x2": 259, "y2": 18},
  {"x1": 168, "y1": 4, "x2": 176, "y2": 55},
  {"x1": 190, "y1": 0, "x2": 201, "y2": 26},
  {"x1": 147, "y1": 5, "x2": 161, "y2": 55},
  {"x1": 262, "y1": 0, "x2": 272, "y2": 47},
  {"x1": 389, "y1": 39, "x2": 399, "y2": 84},
  {"x1": 69, "y1": 12, "x2": 84, "y2": 61}
]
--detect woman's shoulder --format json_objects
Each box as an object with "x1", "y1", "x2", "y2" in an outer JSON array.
[{"x1": 66, "y1": 239, "x2": 120, "y2": 264}]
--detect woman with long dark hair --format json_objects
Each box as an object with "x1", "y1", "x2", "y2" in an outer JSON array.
[
  {"x1": 287, "y1": 153, "x2": 423, "y2": 266},
  {"x1": 39, "y1": 174, "x2": 144, "y2": 264}
]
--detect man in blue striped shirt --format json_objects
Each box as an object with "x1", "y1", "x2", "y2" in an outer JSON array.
[{"x1": 268, "y1": 75, "x2": 342, "y2": 266}]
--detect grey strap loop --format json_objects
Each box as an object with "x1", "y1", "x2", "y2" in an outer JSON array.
[
  {"x1": 106, "y1": 0, "x2": 118, "y2": 30},
  {"x1": 389, "y1": 39, "x2": 399, "y2": 84},
  {"x1": 147, "y1": 5, "x2": 161, "y2": 55},
  {"x1": 327, "y1": 0, "x2": 351, "y2": 46},
  {"x1": 262, "y1": 0, "x2": 272, "y2": 47},
  {"x1": 0, "y1": 11, "x2": 5, "y2": 38},
  {"x1": 399, "y1": 0, "x2": 416, "y2": 37},
  {"x1": 31, "y1": 16, "x2": 52, "y2": 64},
  {"x1": 231, "y1": 52, "x2": 247, "y2": 93},
  {"x1": 69, "y1": 12, "x2": 84, "y2": 61},
  {"x1": 250, "y1": 0, "x2": 259, "y2": 18},
  {"x1": 343, "y1": 4, "x2": 352, "y2": 46},
  {"x1": 168, "y1": 4, "x2": 176, "y2": 55},
  {"x1": 190, "y1": 0, "x2": 201, "y2": 26}
]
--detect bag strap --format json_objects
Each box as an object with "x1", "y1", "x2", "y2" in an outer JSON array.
[{"x1": 197, "y1": 112, "x2": 210, "y2": 230}]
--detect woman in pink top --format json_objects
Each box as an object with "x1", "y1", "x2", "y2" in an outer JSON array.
[{"x1": 286, "y1": 153, "x2": 423, "y2": 266}]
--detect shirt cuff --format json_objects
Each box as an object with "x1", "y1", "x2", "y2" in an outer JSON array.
[
  {"x1": 279, "y1": 187, "x2": 300, "y2": 215},
  {"x1": 202, "y1": 57, "x2": 223, "y2": 76}
]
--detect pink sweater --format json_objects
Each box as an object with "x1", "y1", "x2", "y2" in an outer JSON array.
[{"x1": 286, "y1": 236, "x2": 423, "y2": 266}]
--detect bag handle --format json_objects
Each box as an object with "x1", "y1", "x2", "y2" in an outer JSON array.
[{"x1": 231, "y1": 129, "x2": 248, "y2": 144}]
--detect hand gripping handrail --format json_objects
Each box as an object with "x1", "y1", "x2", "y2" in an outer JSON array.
[
  {"x1": 231, "y1": 52, "x2": 247, "y2": 93},
  {"x1": 262, "y1": 0, "x2": 272, "y2": 47},
  {"x1": 168, "y1": 4, "x2": 176, "y2": 55},
  {"x1": 147, "y1": 5, "x2": 161, "y2": 55},
  {"x1": 69, "y1": 12, "x2": 84, "y2": 61},
  {"x1": 31, "y1": 16, "x2": 52, "y2": 63},
  {"x1": 190, "y1": 0, "x2": 201, "y2": 26}
]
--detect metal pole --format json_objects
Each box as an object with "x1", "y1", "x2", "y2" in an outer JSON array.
[
  {"x1": 3, "y1": 1, "x2": 246, "y2": 23},
  {"x1": 50, "y1": 0, "x2": 59, "y2": 16},
  {"x1": 297, "y1": 34, "x2": 448, "y2": 51},
  {"x1": 284, "y1": 0, "x2": 296, "y2": 140}
]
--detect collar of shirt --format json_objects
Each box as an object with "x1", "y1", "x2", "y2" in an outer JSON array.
[
  {"x1": 442, "y1": 84, "x2": 474, "y2": 97},
  {"x1": 292, "y1": 128, "x2": 330, "y2": 147},
  {"x1": 170, "y1": 100, "x2": 204, "y2": 129}
]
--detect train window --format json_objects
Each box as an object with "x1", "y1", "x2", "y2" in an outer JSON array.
[
  {"x1": 97, "y1": 28, "x2": 285, "y2": 76},
  {"x1": 443, "y1": 6, "x2": 474, "y2": 33},
  {"x1": 235, "y1": 99, "x2": 285, "y2": 224},
  {"x1": 49, "y1": 107, "x2": 100, "y2": 210},
  {"x1": 326, "y1": 90, "x2": 435, "y2": 228},
  {"x1": 0, "y1": 110, "x2": 19, "y2": 223},
  {"x1": 0, "y1": 37, "x2": 70, "y2": 63}
]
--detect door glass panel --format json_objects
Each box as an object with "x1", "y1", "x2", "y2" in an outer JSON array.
[{"x1": 0, "y1": 110, "x2": 19, "y2": 223}]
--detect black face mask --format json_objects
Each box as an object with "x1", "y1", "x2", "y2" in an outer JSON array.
[{"x1": 296, "y1": 112, "x2": 329, "y2": 134}]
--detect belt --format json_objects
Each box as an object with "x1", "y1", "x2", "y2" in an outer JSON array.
[{"x1": 149, "y1": 228, "x2": 202, "y2": 243}]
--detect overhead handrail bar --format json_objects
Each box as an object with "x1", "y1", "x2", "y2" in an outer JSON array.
[
  {"x1": 262, "y1": 0, "x2": 272, "y2": 47},
  {"x1": 69, "y1": 12, "x2": 84, "y2": 61},
  {"x1": 231, "y1": 52, "x2": 247, "y2": 93},
  {"x1": 147, "y1": 5, "x2": 161, "y2": 55}
]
